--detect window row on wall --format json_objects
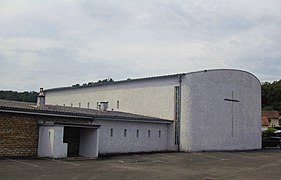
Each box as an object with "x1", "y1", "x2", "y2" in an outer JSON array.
[
  {"x1": 110, "y1": 128, "x2": 162, "y2": 138},
  {"x1": 62, "y1": 100, "x2": 120, "y2": 110}
]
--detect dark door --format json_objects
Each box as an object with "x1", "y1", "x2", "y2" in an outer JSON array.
[{"x1": 63, "y1": 127, "x2": 80, "y2": 157}]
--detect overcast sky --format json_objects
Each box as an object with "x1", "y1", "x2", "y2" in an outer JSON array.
[{"x1": 0, "y1": 0, "x2": 280, "y2": 91}]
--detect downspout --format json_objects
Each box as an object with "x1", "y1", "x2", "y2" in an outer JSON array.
[{"x1": 177, "y1": 75, "x2": 182, "y2": 151}]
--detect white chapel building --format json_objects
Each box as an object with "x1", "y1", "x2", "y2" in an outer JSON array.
[{"x1": 44, "y1": 69, "x2": 261, "y2": 154}]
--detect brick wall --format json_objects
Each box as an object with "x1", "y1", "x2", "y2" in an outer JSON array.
[
  {"x1": 0, "y1": 113, "x2": 38, "y2": 157},
  {"x1": 0, "y1": 112, "x2": 92, "y2": 157}
]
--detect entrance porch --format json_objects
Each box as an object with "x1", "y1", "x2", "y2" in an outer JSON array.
[{"x1": 38, "y1": 123, "x2": 100, "y2": 158}]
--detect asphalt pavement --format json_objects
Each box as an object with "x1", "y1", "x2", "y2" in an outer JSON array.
[{"x1": 1, "y1": 149, "x2": 281, "y2": 180}]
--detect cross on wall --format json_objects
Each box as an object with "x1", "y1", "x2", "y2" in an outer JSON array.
[{"x1": 224, "y1": 91, "x2": 239, "y2": 137}]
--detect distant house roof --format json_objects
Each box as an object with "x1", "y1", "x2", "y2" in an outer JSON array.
[
  {"x1": 261, "y1": 116, "x2": 270, "y2": 126},
  {"x1": 262, "y1": 111, "x2": 280, "y2": 119},
  {"x1": 0, "y1": 99, "x2": 172, "y2": 124}
]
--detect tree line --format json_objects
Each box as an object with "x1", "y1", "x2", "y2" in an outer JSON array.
[
  {"x1": 0, "y1": 90, "x2": 38, "y2": 103},
  {"x1": 262, "y1": 79, "x2": 281, "y2": 113}
]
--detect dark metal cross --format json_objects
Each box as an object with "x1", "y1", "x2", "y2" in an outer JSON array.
[{"x1": 224, "y1": 91, "x2": 239, "y2": 137}]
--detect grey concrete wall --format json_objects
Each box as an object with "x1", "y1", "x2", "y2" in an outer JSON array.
[
  {"x1": 93, "y1": 120, "x2": 173, "y2": 154},
  {"x1": 180, "y1": 70, "x2": 261, "y2": 151}
]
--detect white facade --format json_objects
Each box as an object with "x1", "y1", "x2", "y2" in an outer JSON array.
[
  {"x1": 45, "y1": 76, "x2": 180, "y2": 120},
  {"x1": 45, "y1": 69, "x2": 262, "y2": 153},
  {"x1": 38, "y1": 125, "x2": 68, "y2": 158},
  {"x1": 37, "y1": 119, "x2": 173, "y2": 158},
  {"x1": 38, "y1": 125, "x2": 100, "y2": 158},
  {"x1": 180, "y1": 70, "x2": 261, "y2": 151},
  {"x1": 95, "y1": 120, "x2": 173, "y2": 154}
]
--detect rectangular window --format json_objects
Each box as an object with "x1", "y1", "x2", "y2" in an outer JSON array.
[
  {"x1": 96, "y1": 102, "x2": 99, "y2": 109},
  {"x1": 79, "y1": 103, "x2": 81, "y2": 108},
  {"x1": 63, "y1": 104, "x2": 65, "y2": 106},
  {"x1": 136, "y1": 129, "x2": 139, "y2": 137},
  {"x1": 87, "y1": 102, "x2": 90, "y2": 109},
  {"x1": 159, "y1": 130, "x2": 161, "y2": 138},
  {"x1": 124, "y1": 129, "x2": 127, "y2": 137},
  {"x1": 110, "y1": 128, "x2": 113, "y2": 137},
  {"x1": 70, "y1": 103, "x2": 73, "y2": 107},
  {"x1": 117, "y1": 100, "x2": 120, "y2": 109},
  {"x1": 148, "y1": 130, "x2": 151, "y2": 137}
]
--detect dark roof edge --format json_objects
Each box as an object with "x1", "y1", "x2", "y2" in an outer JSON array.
[
  {"x1": 44, "y1": 73, "x2": 185, "y2": 92},
  {"x1": 44, "y1": 69, "x2": 260, "y2": 92},
  {"x1": 184, "y1": 69, "x2": 261, "y2": 85},
  {"x1": 95, "y1": 116, "x2": 173, "y2": 124}
]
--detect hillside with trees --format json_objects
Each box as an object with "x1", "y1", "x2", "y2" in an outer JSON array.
[
  {"x1": 0, "y1": 90, "x2": 38, "y2": 103},
  {"x1": 262, "y1": 79, "x2": 281, "y2": 113}
]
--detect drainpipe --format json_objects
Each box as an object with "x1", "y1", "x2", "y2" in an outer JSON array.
[{"x1": 177, "y1": 75, "x2": 182, "y2": 151}]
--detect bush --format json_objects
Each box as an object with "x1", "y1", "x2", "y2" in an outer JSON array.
[{"x1": 262, "y1": 127, "x2": 277, "y2": 140}]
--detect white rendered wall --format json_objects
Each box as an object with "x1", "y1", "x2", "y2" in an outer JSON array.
[
  {"x1": 38, "y1": 126, "x2": 67, "y2": 158},
  {"x1": 45, "y1": 77, "x2": 179, "y2": 120},
  {"x1": 180, "y1": 70, "x2": 261, "y2": 151},
  {"x1": 94, "y1": 120, "x2": 174, "y2": 154},
  {"x1": 79, "y1": 128, "x2": 99, "y2": 158}
]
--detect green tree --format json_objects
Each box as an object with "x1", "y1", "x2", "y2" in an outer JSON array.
[
  {"x1": 0, "y1": 90, "x2": 38, "y2": 103},
  {"x1": 261, "y1": 80, "x2": 281, "y2": 113}
]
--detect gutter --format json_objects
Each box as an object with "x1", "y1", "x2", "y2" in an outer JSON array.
[
  {"x1": 0, "y1": 109, "x2": 95, "y2": 120},
  {"x1": 95, "y1": 116, "x2": 173, "y2": 124}
]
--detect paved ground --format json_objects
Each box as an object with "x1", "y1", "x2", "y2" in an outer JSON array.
[{"x1": 1, "y1": 149, "x2": 281, "y2": 180}]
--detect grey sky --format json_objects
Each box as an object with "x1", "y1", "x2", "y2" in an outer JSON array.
[{"x1": 0, "y1": 0, "x2": 280, "y2": 91}]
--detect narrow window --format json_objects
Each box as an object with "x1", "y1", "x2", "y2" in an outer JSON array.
[
  {"x1": 117, "y1": 100, "x2": 120, "y2": 109},
  {"x1": 148, "y1": 130, "x2": 151, "y2": 137},
  {"x1": 70, "y1": 103, "x2": 73, "y2": 107},
  {"x1": 79, "y1": 103, "x2": 81, "y2": 108},
  {"x1": 87, "y1": 102, "x2": 90, "y2": 109},
  {"x1": 136, "y1": 129, "x2": 139, "y2": 137},
  {"x1": 96, "y1": 102, "x2": 99, "y2": 109},
  {"x1": 110, "y1": 128, "x2": 113, "y2": 137},
  {"x1": 124, "y1": 129, "x2": 127, "y2": 137},
  {"x1": 159, "y1": 130, "x2": 161, "y2": 138}
]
